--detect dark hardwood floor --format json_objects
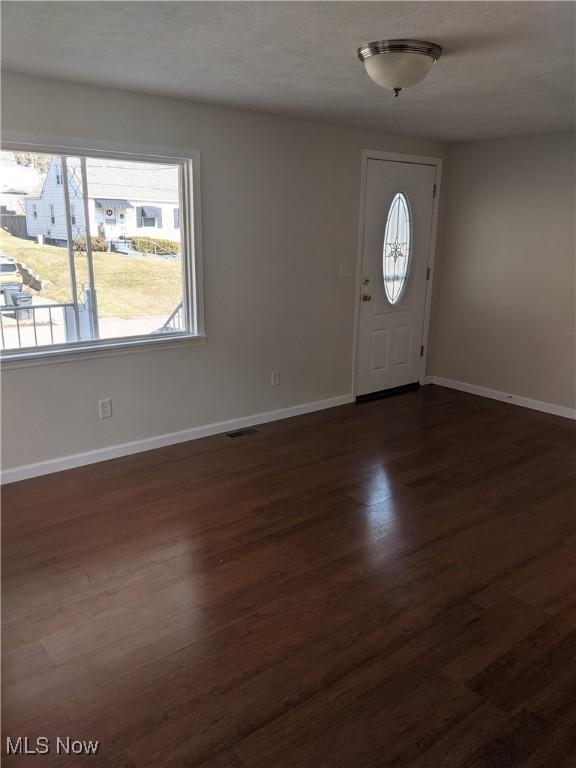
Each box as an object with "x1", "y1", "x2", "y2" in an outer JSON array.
[{"x1": 2, "y1": 385, "x2": 576, "y2": 767}]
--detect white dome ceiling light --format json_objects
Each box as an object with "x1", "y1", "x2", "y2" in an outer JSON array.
[{"x1": 358, "y1": 39, "x2": 442, "y2": 97}]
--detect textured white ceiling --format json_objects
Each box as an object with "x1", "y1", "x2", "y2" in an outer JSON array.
[{"x1": 2, "y1": 1, "x2": 574, "y2": 141}]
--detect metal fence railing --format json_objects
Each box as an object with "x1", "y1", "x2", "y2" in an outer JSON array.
[
  {"x1": 156, "y1": 301, "x2": 183, "y2": 334},
  {"x1": 1, "y1": 298, "x2": 187, "y2": 351},
  {"x1": 0, "y1": 302, "x2": 75, "y2": 350}
]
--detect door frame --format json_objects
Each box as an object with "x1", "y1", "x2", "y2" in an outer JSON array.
[{"x1": 352, "y1": 149, "x2": 443, "y2": 397}]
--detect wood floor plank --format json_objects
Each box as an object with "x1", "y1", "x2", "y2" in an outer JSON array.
[
  {"x1": 2, "y1": 386, "x2": 575, "y2": 767},
  {"x1": 466, "y1": 599, "x2": 576, "y2": 714}
]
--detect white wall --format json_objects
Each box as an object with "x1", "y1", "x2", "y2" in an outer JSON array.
[
  {"x1": 1, "y1": 72, "x2": 444, "y2": 472},
  {"x1": 428, "y1": 133, "x2": 576, "y2": 410}
]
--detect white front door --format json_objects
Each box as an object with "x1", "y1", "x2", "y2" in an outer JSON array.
[{"x1": 356, "y1": 158, "x2": 437, "y2": 396}]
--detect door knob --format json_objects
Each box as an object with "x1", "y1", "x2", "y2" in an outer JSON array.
[{"x1": 361, "y1": 293, "x2": 372, "y2": 302}]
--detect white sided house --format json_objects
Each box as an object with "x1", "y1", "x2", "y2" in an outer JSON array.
[{"x1": 24, "y1": 157, "x2": 181, "y2": 247}]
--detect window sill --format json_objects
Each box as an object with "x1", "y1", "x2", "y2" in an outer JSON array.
[{"x1": 0, "y1": 333, "x2": 207, "y2": 369}]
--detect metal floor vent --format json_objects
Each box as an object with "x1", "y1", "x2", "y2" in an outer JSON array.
[{"x1": 226, "y1": 427, "x2": 259, "y2": 439}]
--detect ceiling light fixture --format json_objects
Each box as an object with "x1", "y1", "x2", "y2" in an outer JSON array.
[{"x1": 358, "y1": 39, "x2": 442, "y2": 97}]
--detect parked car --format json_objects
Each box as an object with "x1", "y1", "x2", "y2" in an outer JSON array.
[{"x1": 0, "y1": 255, "x2": 22, "y2": 293}]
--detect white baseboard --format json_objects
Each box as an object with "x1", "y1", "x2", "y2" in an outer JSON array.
[
  {"x1": 429, "y1": 376, "x2": 576, "y2": 420},
  {"x1": 1, "y1": 393, "x2": 354, "y2": 485},
  {"x1": 5, "y1": 379, "x2": 573, "y2": 485}
]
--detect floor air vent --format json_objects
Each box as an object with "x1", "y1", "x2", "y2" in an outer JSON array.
[{"x1": 226, "y1": 427, "x2": 259, "y2": 439}]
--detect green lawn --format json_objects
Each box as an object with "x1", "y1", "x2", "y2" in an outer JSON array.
[{"x1": 0, "y1": 229, "x2": 182, "y2": 319}]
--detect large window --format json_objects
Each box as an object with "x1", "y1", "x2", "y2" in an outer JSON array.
[{"x1": 0, "y1": 147, "x2": 202, "y2": 360}]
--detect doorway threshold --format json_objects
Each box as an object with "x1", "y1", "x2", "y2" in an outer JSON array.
[{"x1": 356, "y1": 382, "x2": 420, "y2": 403}]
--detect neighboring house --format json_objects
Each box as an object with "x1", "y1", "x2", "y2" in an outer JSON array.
[
  {"x1": 0, "y1": 194, "x2": 26, "y2": 216},
  {"x1": 24, "y1": 157, "x2": 181, "y2": 246},
  {"x1": 1, "y1": 195, "x2": 27, "y2": 239},
  {"x1": 0, "y1": 155, "x2": 38, "y2": 239}
]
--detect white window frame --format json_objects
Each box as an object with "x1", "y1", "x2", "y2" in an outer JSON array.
[{"x1": 0, "y1": 142, "x2": 205, "y2": 368}]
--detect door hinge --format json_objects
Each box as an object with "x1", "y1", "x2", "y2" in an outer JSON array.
[
  {"x1": 426, "y1": 267, "x2": 431, "y2": 281},
  {"x1": 420, "y1": 345, "x2": 425, "y2": 358},
  {"x1": 433, "y1": 183, "x2": 437, "y2": 199}
]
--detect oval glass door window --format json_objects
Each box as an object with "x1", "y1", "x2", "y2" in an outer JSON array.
[{"x1": 382, "y1": 192, "x2": 412, "y2": 304}]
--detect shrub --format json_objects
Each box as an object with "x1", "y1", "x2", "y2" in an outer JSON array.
[
  {"x1": 73, "y1": 236, "x2": 108, "y2": 252},
  {"x1": 127, "y1": 236, "x2": 180, "y2": 256}
]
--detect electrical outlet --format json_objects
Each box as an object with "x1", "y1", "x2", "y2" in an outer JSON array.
[
  {"x1": 99, "y1": 398, "x2": 112, "y2": 419},
  {"x1": 270, "y1": 369, "x2": 280, "y2": 387}
]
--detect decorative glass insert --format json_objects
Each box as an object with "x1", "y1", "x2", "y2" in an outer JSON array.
[{"x1": 382, "y1": 192, "x2": 411, "y2": 305}]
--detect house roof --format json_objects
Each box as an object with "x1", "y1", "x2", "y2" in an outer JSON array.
[
  {"x1": 0, "y1": 157, "x2": 41, "y2": 195},
  {"x1": 0, "y1": 193, "x2": 26, "y2": 215},
  {"x1": 25, "y1": 157, "x2": 179, "y2": 204},
  {"x1": 26, "y1": 180, "x2": 45, "y2": 199},
  {"x1": 137, "y1": 205, "x2": 163, "y2": 218},
  {"x1": 86, "y1": 159, "x2": 179, "y2": 203},
  {"x1": 95, "y1": 198, "x2": 133, "y2": 209}
]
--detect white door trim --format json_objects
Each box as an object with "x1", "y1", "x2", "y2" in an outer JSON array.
[{"x1": 352, "y1": 149, "x2": 443, "y2": 397}]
